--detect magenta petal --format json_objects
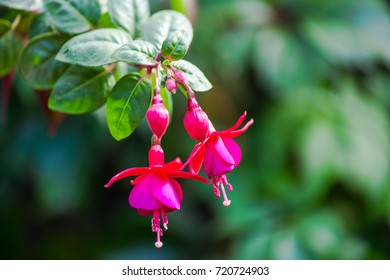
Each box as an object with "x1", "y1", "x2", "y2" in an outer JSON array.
[
  {"x1": 203, "y1": 137, "x2": 235, "y2": 177},
  {"x1": 222, "y1": 137, "x2": 242, "y2": 167},
  {"x1": 129, "y1": 173, "x2": 161, "y2": 210},
  {"x1": 151, "y1": 174, "x2": 181, "y2": 210},
  {"x1": 104, "y1": 167, "x2": 149, "y2": 188},
  {"x1": 169, "y1": 177, "x2": 183, "y2": 202}
]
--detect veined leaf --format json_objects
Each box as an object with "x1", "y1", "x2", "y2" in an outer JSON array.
[
  {"x1": 106, "y1": 73, "x2": 152, "y2": 140},
  {"x1": 161, "y1": 30, "x2": 188, "y2": 61},
  {"x1": 56, "y1": 28, "x2": 132, "y2": 67},
  {"x1": 19, "y1": 32, "x2": 68, "y2": 89},
  {"x1": 172, "y1": 60, "x2": 212, "y2": 92},
  {"x1": 43, "y1": 0, "x2": 101, "y2": 35},
  {"x1": 107, "y1": 0, "x2": 149, "y2": 37},
  {"x1": 111, "y1": 40, "x2": 158, "y2": 66},
  {"x1": 142, "y1": 10, "x2": 193, "y2": 50},
  {"x1": 49, "y1": 66, "x2": 114, "y2": 114},
  {"x1": 0, "y1": 0, "x2": 43, "y2": 11}
]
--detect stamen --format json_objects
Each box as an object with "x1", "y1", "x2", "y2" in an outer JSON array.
[
  {"x1": 155, "y1": 229, "x2": 163, "y2": 248},
  {"x1": 161, "y1": 208, "x2": 168, "y2": 231},
  {"x1": 212, "y1": 177, "x2": 221, "y2": 197},
  {"x1": 220, "y1": 184, "x2": 231, "y2": 207},
  {"x1": 222, "y1": 175, "x2": 233, "y2": 192},
  {"x1": 152, "y1": 209, "x2": 164, "y2": 248}
]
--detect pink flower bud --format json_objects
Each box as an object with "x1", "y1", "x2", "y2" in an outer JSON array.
[
  {"x1": 174, "y1": 69, "x2": 187, "y2": 84},
  {"x1": 183, "y1": 98, "x2": 211, "y2": 141},
  {"x1": 146, "y1": 95, "x2": 169, "y2": 139},
  {"x1": 165, "y1": 76, "x2": 177, "y2": 93}
]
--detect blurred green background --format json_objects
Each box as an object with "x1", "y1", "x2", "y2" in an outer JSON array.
[{"x1": 1, "y1": 0, "x2": 390, "y2": 259}]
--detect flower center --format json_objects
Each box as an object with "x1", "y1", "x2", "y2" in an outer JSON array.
[
  {"x1": 151, "y1": 208, "x2": 169, "y2": 248},
  {"x1": 212, "y1": 175, "x2": 233, "y2": 206}
]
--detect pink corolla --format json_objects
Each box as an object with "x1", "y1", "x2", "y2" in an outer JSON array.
[
  {"x1": 183, "y1": 98, "x2": 253, "y2": 206},
  {"x1": 105, "y1": 144, "x2": 208, "y2": 248}
]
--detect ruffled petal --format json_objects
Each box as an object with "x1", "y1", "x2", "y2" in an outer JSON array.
[
  {"x1": 104, "y1": 167, "x2": 149, "y2": 188},
  {"x1": 221, "y1": 137, "x2": 242, "y2": 167},
  {"x1": 129, "y1": 173, "x2": 161, "y2": 210},
  {"x1": 169, "y1": 177, "x2": 183, "y2": 202},
  {"x1": 203, "y1": 136, "x2": 235, "y2": 177},
  {"x1": 151, "y1": 174, "x2": 181, "y2": 210}
]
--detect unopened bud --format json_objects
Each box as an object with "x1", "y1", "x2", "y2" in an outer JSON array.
[
  {"x1": 146, "y1": 95, "x2": 169, "y2": 139},
  {"x1": 174, "y1": 69, "x2": 187, "y2": 84},
  {"x1": 165, "y1": 76, "x2": 177, "y2": 93},
  {"x1": 183, "y1": 98, "x2": 211, "y2": 141}
]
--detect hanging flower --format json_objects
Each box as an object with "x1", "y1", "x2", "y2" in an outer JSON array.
[
  {"x1": 105, "y1": 144, "x2": 208, "y2": 248},
  {"x1": 183, "y1": 98, "x2": 253, "y2": 206}
]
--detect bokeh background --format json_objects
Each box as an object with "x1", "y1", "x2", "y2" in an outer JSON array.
[{"x1": 1, "y1": 0, "x2": 390, "y2": 259}]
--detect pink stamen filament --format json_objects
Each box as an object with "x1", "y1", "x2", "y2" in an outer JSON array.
[
  {"x1": 220, "y1": 184, "x2": 231, "y2": 207},
  {"x1": 151, "y1": 209, "x2": 169, "y2": 248}
]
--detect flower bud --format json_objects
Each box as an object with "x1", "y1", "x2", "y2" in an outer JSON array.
[
  {"x1": 183, "y1": 98, "x2": 211, "y2": 141},
  {"x1": 174, "y1": 69, "x2": 187, "y2": 84},
  {"x1": 165, "y1": 76, "x2": 177, "y2": 93},
  {"x1": 146, "y1": 95, "x2": 169, "y2": 139}
]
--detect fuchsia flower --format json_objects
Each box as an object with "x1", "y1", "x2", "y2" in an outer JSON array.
[
  {"x1": 183, "y1": 98, "x2": 253, "y2": 206},
  {"x1": 105, "y1": 144, "x2": 208, "y2": 248}
]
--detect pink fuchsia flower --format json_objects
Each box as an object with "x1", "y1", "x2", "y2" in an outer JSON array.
[
  {"x1": 105, "y1": 144, "x2": 208, "y2": 248},
  {"x1": 183, "y1": 101, "x2": 253, "y2": 206}
]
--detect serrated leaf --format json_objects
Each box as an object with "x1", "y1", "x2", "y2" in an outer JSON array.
[
  {"x1": 0, "y1": 21, "x2": 23, "y2": 77},
  {"x1": 0, "y1": 0, "x2": 43, "y2": 11},
  {"x1": 20, "y1": 32, "x2": 69, "y2": 89},
  {"x1": 161, "y1": 30, "x2": 188, "y2": 61},
  {"x1": 49, "y1": 66, "x2": 114, "y2": 114},
  {"x1": 107, "y1": 0, "x2": 149, "y2": 37},
  {"x1": 111, "y1": 40, "x2": 158, "y2": 66},
  {"x1": 43, "y1": 0, "x2": 101, "y2": 35},
  {"x1": 106, "y1": 73, "x2": 152, "y2": 140},
  {"x1": 172, "y1": 60, "x2": 212, "y2": 92},
  {"x1": 142, "y1": 10, "x2": 193, "y2": 50},
  {"x1": 56, "y1": 28, "x2": 132, "y2": 67}
]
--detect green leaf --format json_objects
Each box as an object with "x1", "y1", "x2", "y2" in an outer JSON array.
[
  {"x1": 142, "y1": 10, "x2": 193, "y2": 49},
  {"x1": 107, "y1": 0, "x2": 149, "y2": 37},
  {"x1": 28, "y1": 13, "x2": 52, "y2": 38},
  {"x1": 111, "y1": 40, "x2": 158, "y2": 66},
  {"x1": 106, "y1": 73, "x2": 152, "y2": 140},
  {"x1": 20, "y1": 32, "x2": 69, "y2": 89},
  {"x1": 49, "y1": 66, "x2": 113, "y2": 114},
  {"x1": 43, "y1": 0, "x2": 101, "y2": 35},
  {"x1": 56, "y1": 28, "x2": 132, "y2": 67},
  {"x1": 0, "y1": 21, "x2": 23, "y2": 77},
  {"x1": 161, "y1": 30, "x2": 188, "y2": 61},
  {"x1": 172, "y1": 60, "x2": 212, "y2": 92},
  {"x1": 0, "y1": 0, "x2": 43, "y2": 11}
]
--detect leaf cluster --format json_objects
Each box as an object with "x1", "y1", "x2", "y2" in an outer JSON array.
[{"x1": 0, "y1": 0, "x2": 212, "y2": 140}]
